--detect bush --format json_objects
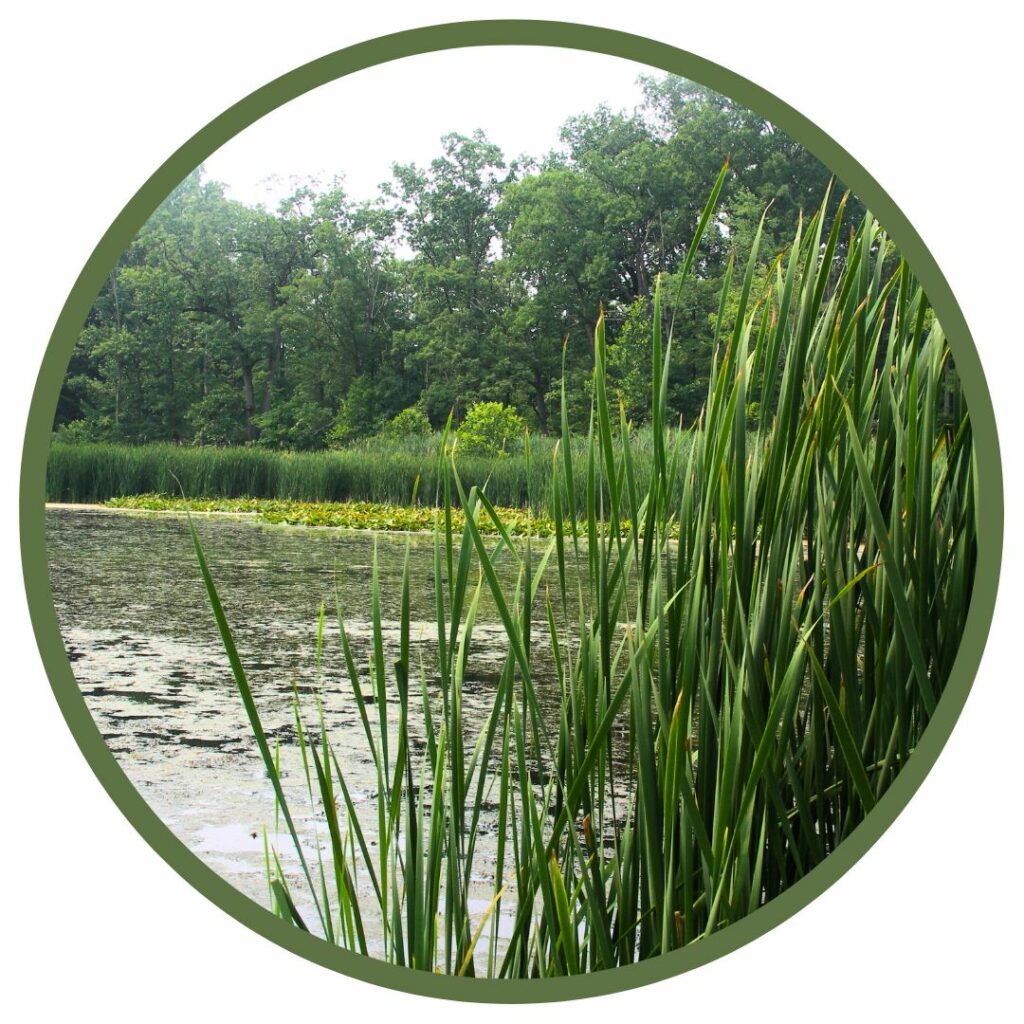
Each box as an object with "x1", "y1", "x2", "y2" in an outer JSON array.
[
  {"x1": 456, "y1": 401, "x2": 525, "y2": 457},
  {"x1": 52, "y1": 418, "x2": 108, "y2": 444},
  {"x1": 186, "y1": 384, "x2": 249, "y2": 447},
  {"x1": 381, "y1": 406, "x2": 431, "y2": 439},
  {"x1": 254, "y1": 395, "x2": 335, "y2": 451},
  {"x1": 326, "y1": 378, "x2": 384, "y2": 448}
]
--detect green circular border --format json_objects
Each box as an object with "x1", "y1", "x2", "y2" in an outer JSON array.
[{"x1": 19, "y1": 20, "x2": 1004, "y2": 1003}]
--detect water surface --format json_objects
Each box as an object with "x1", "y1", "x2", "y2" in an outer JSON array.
[{"x1": 47, "y1": 506, "x2": 564, "y2": 954}]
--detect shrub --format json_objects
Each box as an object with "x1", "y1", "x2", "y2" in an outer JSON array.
[
  {"x1": 381, "y1": 406, "x2": 431, "y2": 439},
  {"x1": 254, "y1": 395, "x2": 334, "y2": 451},
  {"x1": 326, "y1": 378, "x2": 386, "y2": 448},
  {"x1": 186, "y1": 384, "x2": 249, "y2": 447},
  {"x1": 52, "y1": 418, "x2": 107, "y2": 444},
  {"x1": 456, "y1": 401, "x2": 525, "y2": 457}
]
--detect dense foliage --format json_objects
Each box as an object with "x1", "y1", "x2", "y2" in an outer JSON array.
[{"x1": 55, "y1": 77, "x2": 860, "y2": 448}]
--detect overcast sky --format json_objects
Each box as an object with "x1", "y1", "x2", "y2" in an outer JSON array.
[{"x1": 202, "y1": 47, "x2": 658, "y2": 208}]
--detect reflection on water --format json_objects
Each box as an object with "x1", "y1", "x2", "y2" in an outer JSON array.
[{"x1": 46, "y1": 506, "x2": 569, "y2": 956}]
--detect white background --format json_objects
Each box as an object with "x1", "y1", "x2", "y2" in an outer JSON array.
[
  {"x1": 3, "y1": 3, "x2": 1021, "y2": 1019},
  {"x1": 202, "y1": 47, "x2": 658, "y2": 207}
]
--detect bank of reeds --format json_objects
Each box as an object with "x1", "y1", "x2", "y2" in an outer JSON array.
[
  {"x1": 47, "y1": 431, "x2": 680, "y2": 516},
  {"x1": 191, "y1": 172, "x2": 975, "y2": 977}
]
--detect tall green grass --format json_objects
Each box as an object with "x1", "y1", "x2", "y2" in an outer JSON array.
[
  {"x1": 47, "y1": 430, "x2": 683, "y2": 516},
  {"x1": 190, "y1": 173, "x2": 975, "y2": 976}
]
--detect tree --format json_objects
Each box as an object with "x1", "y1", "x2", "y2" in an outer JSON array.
[{"x1": 386, "y1": 132, "x2": 518, "y2": 423}]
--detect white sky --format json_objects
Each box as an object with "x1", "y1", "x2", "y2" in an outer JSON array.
[{"x1": 202, "y1": 47, "x2": 657, "y2": 208}]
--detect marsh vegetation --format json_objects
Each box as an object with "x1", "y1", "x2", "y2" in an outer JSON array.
[{"x1": 188, "y1": 182, "x2": 976, "y2": 975}]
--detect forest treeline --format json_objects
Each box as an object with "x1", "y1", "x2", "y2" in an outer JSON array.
[{"x1": 55, "y1": 76, "x2": 862, "y2": 450}]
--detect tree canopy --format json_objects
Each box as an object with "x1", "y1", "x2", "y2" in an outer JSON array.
[{"x1": 56, "y1": 76, "x2": 861, "y2": 449}]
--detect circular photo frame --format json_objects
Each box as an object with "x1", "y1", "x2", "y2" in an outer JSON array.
[{"x1": 21, "y1": 20, "x2": 1003, "y2": 1002}]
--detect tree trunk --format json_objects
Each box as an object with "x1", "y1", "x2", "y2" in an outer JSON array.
[
  {"x1": 263, "y1": 325, "x2": 285, "y2": 413},
  {"x1": 241, "y1": 363, "x2": 257, "y2": 442},
  {"x1": 533, "y1": 364, "x2": 549, "y2": 433}
]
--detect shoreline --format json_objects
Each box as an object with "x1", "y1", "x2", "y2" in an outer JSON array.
[
  {"x1": 43, "y1": 499, "x2": 543, "y2": 538},
  {"x1": 46, "y1": 501, "x2": 258, "y2": 518}
]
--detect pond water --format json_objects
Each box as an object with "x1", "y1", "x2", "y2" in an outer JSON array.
[{"x1": 46, "y1": 505, "x2": 568, "y2": 958}]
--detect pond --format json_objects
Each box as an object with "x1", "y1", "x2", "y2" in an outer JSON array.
[{"x1": 46, "y1": 505, "x2": 572, "y2": 957}]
